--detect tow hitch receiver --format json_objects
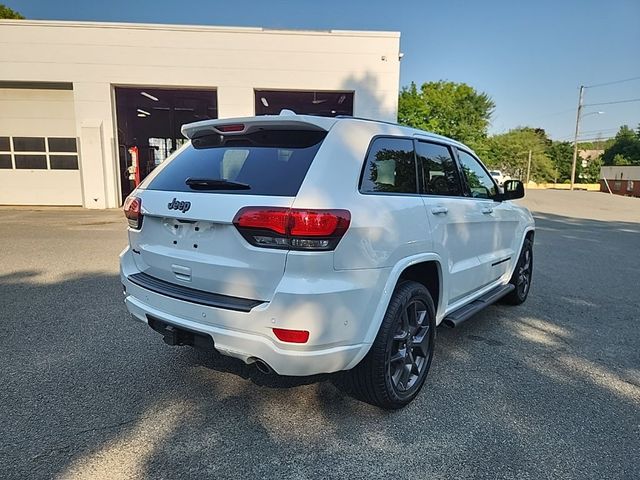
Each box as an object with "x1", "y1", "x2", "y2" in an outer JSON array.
[
  {"x1": 147, "y1": 316, "x2": 214, "y2": 350},
  {"x1": 162, "y1": 325, "x2": 187, "y2": 346}
]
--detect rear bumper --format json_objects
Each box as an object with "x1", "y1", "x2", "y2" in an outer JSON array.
[{"x1": 120, "y1": 247, "x2": 389, "y2": 376}]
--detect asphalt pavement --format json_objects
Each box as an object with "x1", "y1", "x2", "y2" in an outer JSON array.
[{"x1": 1, "y1": 190, "x2": 638, "y2": 479}]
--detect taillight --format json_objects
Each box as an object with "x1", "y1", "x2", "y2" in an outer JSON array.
[
  {"x1": 233, "y1": 207, "x2": 350, "y2": 251},
  {"x1": 272, "y1": 328, "x2": 310, "y2": 343},
  {"x1": 123, "y1": 196, "x2": 143, "y2": 230}
]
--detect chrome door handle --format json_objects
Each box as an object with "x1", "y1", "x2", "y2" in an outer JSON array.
[
  {"x1": 481, "y1": 207, "x2": 494, "y2": 214},
  {"x1": 431, "y1": 206, "x2": 448, "y2": 215}
]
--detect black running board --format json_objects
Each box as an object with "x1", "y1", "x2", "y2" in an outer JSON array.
[{"x1": 443, "y1": 284, "x2": 515, "y2": 328}]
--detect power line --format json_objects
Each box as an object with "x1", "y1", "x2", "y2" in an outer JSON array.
[
  {"x1": 574, "y1": 135, "x2": 615, "y2": 142},
  {"x1": 580, "y1": 127, "x2": 619, "y2": 133},
  {"x1": 584, "y1": 97, "x2": 640, "y2": 107},
  {"x1": 585, "y1": 76, "x2": 640, "y2": 88},
  {"x1": 556, "y1": 131, "x2": 617, "y2": 141}
]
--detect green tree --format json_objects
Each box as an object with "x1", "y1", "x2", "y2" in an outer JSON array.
[
  {"x1": 398, "y1": 81, "x2": 495, "y2": 145},
  {"x1": 612, "y1": 153, "x2": 632, "y2": 166},
  {"x1": 546, "y1": 141, "x2": 574, "y2": 182},
  {"x1": 0, "y1": 4, "x2": 24, "y2": 19},
  {"x1": 481, "y1": 127, "x2": 555, "y2": 182},
  {"x1": 582, "y1": 157, "x2": 603, "y2": 183},
  {"x1": 601, "y1": 125, "x2": 640, "y2": 166}
]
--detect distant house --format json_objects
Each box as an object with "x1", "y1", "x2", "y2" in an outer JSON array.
[
  {"x1": 579, "y1": 149, "x2": 604, "y2": 161},
  {"x1": 600, "y1": 166, "x2": 640, "y2": 197}
]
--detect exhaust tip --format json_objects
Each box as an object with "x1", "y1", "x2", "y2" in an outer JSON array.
[
  {"x1": 443, "y1": 319, "x2": 456, "y2": 328},
  {"x1": 253, "y1": 359, "x2": 273, "y2": 375}
]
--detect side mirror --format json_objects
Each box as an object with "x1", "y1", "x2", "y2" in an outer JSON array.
[{"x1": 496, "y1": 179, "x2": 524, "y2": 201}]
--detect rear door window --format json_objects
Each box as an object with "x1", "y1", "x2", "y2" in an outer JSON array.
[
  {"x1": 145, "y1": 130, "x2": 326, "y2": 196},
  {"x1": 416, "y1": 141, "x2": 463, "y2": 196},
  {"x1": 360, "y1": 137, "x2": 417, "y2": 194}
]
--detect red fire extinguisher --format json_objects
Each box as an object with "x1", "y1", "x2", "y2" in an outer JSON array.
[{"x1": 127, "y1": 146, "x2": 141, "y2": 187}]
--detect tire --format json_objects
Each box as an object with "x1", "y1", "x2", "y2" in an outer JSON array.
[
  {"x1": 502, "y1": 237, "x2": 533, "y2": 305},
  {"x1": 345, "y1": 281, "x2": 436, "y2": 409}
]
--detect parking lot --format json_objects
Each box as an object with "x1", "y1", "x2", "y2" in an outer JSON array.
[{"x1": 1, "y1": 189, "x2": 639, "y2": 480}]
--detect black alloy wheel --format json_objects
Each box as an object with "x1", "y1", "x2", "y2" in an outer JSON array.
[
  {"x1": 503, "y1": 237, "x2": 534, "y2": 305},
  {"x1": 388, "y1": 298, "x2": 433, "y2": 396},
  {"x1": 345, "y1": 281, "x2": 436, "y2": 409}
]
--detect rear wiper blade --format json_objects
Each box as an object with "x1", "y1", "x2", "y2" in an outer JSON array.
[{"x1": 185, "y1": 178, "x2": 250, "y2": 190}]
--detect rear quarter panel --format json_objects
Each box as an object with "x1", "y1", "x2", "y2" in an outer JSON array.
[{"x1": 293, "y1": 121, "x2": 432, "y2": 271}]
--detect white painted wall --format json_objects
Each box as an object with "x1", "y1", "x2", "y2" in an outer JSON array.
[
  {"x1": 0, "y1": 88, "x2": 82, "y2": 205},
  {"x1": 0, "y1": 20, "x2": 401, "y2": 208}
]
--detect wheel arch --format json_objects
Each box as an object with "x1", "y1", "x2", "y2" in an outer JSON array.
[
  {"x1": 508, "y1": 227, "x2": 535, "y2": 279},
  {"x1": 345, "y1": 253, "x2": 444, "y2": 371},
  {"x1": 398, "y1": 261, "x2": 442, "y2": 317}
]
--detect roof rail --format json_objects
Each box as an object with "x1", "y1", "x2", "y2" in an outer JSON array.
[{"x1": 334, "y1": 115, "x2": 402, "y2": 128}]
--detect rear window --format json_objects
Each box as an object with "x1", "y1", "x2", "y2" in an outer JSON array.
[{"x1": 146, "y1": 130, "x2": 326, "y2": 196}]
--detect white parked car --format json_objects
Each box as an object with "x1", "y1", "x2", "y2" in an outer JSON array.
[
  {"x1": 490, "y1": 170, "x2": 509, "y2": 186},
  {"x1": 120, "y1": 113, "x2": 535, "y2": 409}
]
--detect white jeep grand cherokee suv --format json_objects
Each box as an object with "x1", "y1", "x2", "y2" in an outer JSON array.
[{"x1": 120, "y1": 114, "x2": 534, "y2": 409}]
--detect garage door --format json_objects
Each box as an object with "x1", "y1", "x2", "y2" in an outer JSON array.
[{"x1": 0, "y1": 86, "x2": 82, "y2": 206}]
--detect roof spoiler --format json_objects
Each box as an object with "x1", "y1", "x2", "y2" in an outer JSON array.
[{"x1": 181, "y1": 113, "x2": 337, "y2": 140}]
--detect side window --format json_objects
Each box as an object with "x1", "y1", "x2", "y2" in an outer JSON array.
[
  {"x1": 416, "y1": 141, "x2": 462, "y2": 196},
  {"x1": 457, "y1": 150, "x2": 497, "y2": 199},
  {"x1": 360, "y1": 138, "x2": 417, "y2": 194}
]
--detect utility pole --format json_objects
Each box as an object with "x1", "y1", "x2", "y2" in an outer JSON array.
[
  {"x1": 526, "y1": 150, "x2": 532, "y2": 185},
  {"x1": 570, "y1": 85, "x2": 585, "y2": 191}
]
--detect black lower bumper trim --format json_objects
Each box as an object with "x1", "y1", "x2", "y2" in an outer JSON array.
[{"x1": 127, "y1": 272, "x2": 263, "y2": 312}]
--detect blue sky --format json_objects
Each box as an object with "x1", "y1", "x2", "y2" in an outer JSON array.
[{"x1": 7, "y1": 0, "x2": 640, "y2": 140}]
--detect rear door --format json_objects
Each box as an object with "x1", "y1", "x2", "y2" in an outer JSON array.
[
  {"x1": 128, "y1": 128, "x2": 327, "y2": 301},
  {"x1": 415, "y1": 140, "x2": 487, "y2": 304}
]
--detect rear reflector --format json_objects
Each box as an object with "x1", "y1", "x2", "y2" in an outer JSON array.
[
  {"x1": 123, "y1": 196, "x2": 143, "y2": 230},
  {"x1": 233, "y1": 207, "x2": 350, "y2": 251},
  {"x1": 272, "y1": 328, "x2": 310, "y2": 343}
]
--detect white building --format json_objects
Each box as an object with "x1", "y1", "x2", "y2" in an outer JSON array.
[{"x1": 0, "y1": 20, "x2": 400, "y2": 208}]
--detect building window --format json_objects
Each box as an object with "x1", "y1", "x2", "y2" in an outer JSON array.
[
  {"x1": 48, "y1": 137, "x2": 77, "y2": 153},
  {"x1": 614, "y1": 181, "x2": 621, "y2": 190},
  {"x1": 48, "y1": 137, "x2": 78, "y2": 170},
  {"x1": 13, "y1": 137, "x2": 46, "y2": 152},
  {"x1": 50, "y1": 155, "x2": 79, "y2": 170},
  {"x1": 15, "y1": 154, "x2": 47, "y2": 169},
  {"x1": 0, "y1": 136, "x2": 79, "y2": 171},
  {"x1": 0, "y1": 137, "x2": 11, "y2": 169},
  {"x1": 0, "y1": 154, "x2": 12, "y2": 169}
]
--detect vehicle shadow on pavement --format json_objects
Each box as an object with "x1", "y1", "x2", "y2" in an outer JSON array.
[
  {"x1": 1, "y1": 211, "x2": 639, "y2": 479},
  {"x1": 184, "y1": 347, "x2": 331, "y2": 388}
]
